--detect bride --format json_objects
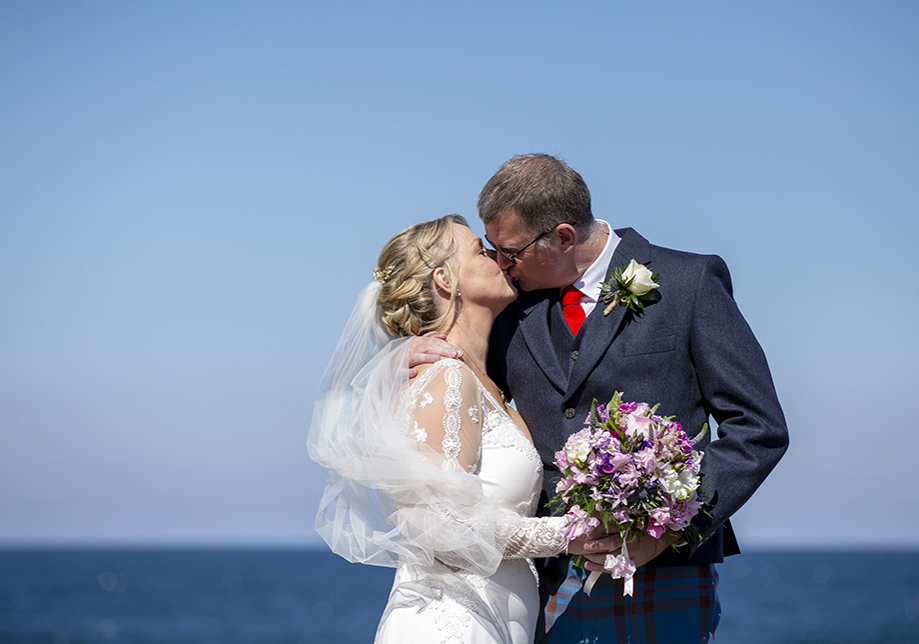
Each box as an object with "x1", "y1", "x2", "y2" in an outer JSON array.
[{"x1": 308, "y1": 215, "x2": 592, "y2": 643}]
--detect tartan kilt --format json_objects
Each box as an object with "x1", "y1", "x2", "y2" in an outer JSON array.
[{"x1": 536, "y1": 556, "x2": 721, "y2": 644}]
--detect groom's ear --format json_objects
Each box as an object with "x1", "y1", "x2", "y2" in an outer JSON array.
[
  {"x1": 556, "y1": 223, "x2": 577, "y2": 254},
  {"x1": 432, "y1": 266, "x2": 452, "y2": 296}
]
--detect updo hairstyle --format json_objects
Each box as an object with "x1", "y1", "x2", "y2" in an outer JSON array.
[{"x1": 376, "y1": 214, "x2": 467, "y2": 338}]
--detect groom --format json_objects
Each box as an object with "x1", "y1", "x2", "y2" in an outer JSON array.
[{"x1": 414, "y1": 154, "x2": 788, "y2": 643}]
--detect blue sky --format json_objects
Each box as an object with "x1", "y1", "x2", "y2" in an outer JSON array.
[{"x1": 1, "y1": 1, "x2": 917, "y2": 548}]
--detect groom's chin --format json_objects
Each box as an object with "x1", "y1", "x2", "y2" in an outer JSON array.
[{"x1": 511, "y1": 279, "x2": 532, "y2": 292}]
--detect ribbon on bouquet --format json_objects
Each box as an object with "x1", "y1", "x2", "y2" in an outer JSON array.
[{"x1": 583, "y1": 528, "x2": 637, "y2": 597}]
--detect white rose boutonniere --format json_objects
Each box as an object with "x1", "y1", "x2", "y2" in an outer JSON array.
[{"x1": 600, "y1": 259, "x2": 661, "y2": 315}]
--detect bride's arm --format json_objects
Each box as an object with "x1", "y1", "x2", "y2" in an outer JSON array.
[
  {"x1": 504, "y1": 517, "x2": 607, "y2": 559},
  {"x1": 502, "y1": 516, "x2": 570, "y2": 558},
  {"x1": 409, "y1": 360, "x2": 482, "y2": 473},
  {"x1": 411, "y1": 360, "x2": 595, "y2": 562}
]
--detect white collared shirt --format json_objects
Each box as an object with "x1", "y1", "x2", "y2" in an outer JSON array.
[{"x1": 566, "y1": 220, "x2": 620, "y2": 316}]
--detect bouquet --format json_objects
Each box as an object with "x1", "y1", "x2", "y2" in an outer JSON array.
[{"x1": 550, "y1": 392, "x2": 707, "y2": 595}]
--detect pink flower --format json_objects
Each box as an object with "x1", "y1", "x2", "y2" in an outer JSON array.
[
  {"x1": 647, "y1": 507, "x2": 671, "y2": 538},
  {"x1": 613, "y1": 508, "x2": 631, "y2": 523},
  {"x1": 626, "y1": 413, "x2": 653, "y2": 439},
  {"x1": 555, "y1": 477, "x2": 576, "y2": 493},
  {"x1": 617, "y1": 464, "x2": 640, "y2": 489},
  {"x1": 555, "y1": 450, "x2": 569, "y2": 470},
  {"x1": 632, "y1": 402, "x2": 652, "y2": 416},
  {"x1": 668, "y1": 499, "x2": 701, "y2": 531},
  {"x1": 573, "y1": 469, "x2": 597, "y2": 486},
  {"x1": 650, "y1": 506, "x2": 671, "y2": 525},
  {"x1": 604, "y1": 553, "x2": 637, "y2": 579},
  {"x1": 634, "y1": 448, "x2": 659, "y2": 473},
  {"x1": 608, "y1": 451, "x2": 631, "y2": 470},
  {"x1": 564, "y1": 505, "x2": 599, "y2": 540}
]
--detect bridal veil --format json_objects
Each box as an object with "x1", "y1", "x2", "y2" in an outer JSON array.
[{"x1": 307, "y1": 282, "x2": 522, "y2": 576}]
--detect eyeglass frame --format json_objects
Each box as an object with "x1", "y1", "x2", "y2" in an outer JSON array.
[{"x1": 484, "y1": 222, "x2": 574, "y2": 264}]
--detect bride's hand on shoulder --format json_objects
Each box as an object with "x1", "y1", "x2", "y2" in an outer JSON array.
[{"x1": 408, "y1": 333, "x2": 463, "y2": 378}]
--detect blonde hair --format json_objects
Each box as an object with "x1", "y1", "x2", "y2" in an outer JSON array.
[{"x1": 376, "y1": 214, "x2": 468, "y2": 337}]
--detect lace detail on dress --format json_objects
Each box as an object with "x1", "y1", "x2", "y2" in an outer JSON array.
[
  {"x1": 440, "y1": 363, "x2": 463, "y2": 472},
  {"x1": 483, "y1": 409, "x2": 540, "y2": 462},
  {"x1": 410, "y1": 564, "x2": 486, "y2": 644},
  {"x1": 503, "y1": 516, "x2": 569, "y2": 559},
  {"x1": 411, "y1": 422, "x2": 427, "y2": 443}
]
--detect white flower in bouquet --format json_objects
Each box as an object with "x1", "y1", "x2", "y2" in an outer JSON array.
[{"x1": 662, "y1": 468, "x2": 700, "y2": 502}]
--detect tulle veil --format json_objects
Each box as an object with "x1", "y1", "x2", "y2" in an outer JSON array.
[{"x1": 307, "y1": 281, "x2": 521, "y2": 574}]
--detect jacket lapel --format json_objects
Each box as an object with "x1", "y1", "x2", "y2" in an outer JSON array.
[
  {"x1": 565, "y1": 228, "x2": 651, "y2": 399},
  {"x1": 516, "y1": 290, "x2": 568, "y2": 392}
]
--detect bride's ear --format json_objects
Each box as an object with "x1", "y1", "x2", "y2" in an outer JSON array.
[{"x1": 432, "y1": 267, "x2": 453, "y2": 297}]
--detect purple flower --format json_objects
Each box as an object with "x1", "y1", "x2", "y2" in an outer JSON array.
[
  {"x1": 591, "y1": 431, "x2": 612, "y2": 451},
  {"x1": 596, "y1": 452, "x2": 616, "y2": 474},
  {"x1": 595, "y1": 404, "x2": 609, "y2": 423}
]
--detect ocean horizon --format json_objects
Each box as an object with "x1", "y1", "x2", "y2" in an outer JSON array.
[{"x1": 2, "y1": 547, "x2": 917, "y2": 643}]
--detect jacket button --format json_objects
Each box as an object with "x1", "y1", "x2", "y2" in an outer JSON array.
[
  {"x1": 564, "y1": 408, "x2": 576, "y2": 419},
  {"x1": 571, "y1": 350, "x2": 578, "y2": 361}
]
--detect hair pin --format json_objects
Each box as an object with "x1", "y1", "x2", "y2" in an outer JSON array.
[{"x1": 373, "y1": 265, "x2": 395, "y2": 283}]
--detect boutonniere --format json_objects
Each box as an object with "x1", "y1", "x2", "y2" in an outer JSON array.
[{"x1": 600, "y1": 259, "x2": 661, "y2": 315}]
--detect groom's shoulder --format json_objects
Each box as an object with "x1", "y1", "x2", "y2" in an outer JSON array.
[{"x1": 617, "y1": 227, "x2": 728, "y2": 278}]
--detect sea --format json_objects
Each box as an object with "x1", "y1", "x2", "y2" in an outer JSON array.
[{"x1": 1, "y1": 548, "x2": 917, "y2": 643}]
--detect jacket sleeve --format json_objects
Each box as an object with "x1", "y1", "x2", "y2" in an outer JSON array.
[{"x1": 686, "y1": 254, "x2": 789, "y2": 550}]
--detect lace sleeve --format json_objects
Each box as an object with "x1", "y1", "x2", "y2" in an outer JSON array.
[
  {"x1": 503, "y1": 516, "x2": 569, "y2": 559},
  {"x1": 409, "y1": 360, "x2": 483, "y2": 473}
]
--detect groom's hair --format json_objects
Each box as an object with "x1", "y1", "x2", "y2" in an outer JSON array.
[{"x1": 477, "y1": 154, "x2": 593, "y2": 237}]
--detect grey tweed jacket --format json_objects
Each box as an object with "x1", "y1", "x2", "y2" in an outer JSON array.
[{"x1": 488, "y1": 227, "x2": 789, "y2": 567}]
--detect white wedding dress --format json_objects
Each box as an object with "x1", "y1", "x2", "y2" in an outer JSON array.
[
  {"x1": 308, "y1": 284, "x2": 568, "y2": 644},
  {"x1": 375, "y1": 359, "x2": 568, "y2": 644}
]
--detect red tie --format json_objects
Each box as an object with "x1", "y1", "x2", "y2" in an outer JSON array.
[{"x1": 562, "y1": 286, "x2": 586, "y2": 336}]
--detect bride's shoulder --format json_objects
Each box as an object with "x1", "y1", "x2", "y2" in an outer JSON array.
[{"x1": 410, "y1": 358, "x2": 476, "y2": 389}]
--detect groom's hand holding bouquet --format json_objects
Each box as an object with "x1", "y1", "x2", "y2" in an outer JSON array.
[{"x1": 550, "y1": 392, "x2": 708, "y2": 595}]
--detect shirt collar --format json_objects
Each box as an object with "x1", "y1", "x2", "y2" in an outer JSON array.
[{"x1": 569, "y1": 220, "x2": 619, "y2": 304}]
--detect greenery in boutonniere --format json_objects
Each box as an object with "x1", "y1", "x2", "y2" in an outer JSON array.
[{"x1": 600, "y1": 259, "x2": 661, "y2": 315}]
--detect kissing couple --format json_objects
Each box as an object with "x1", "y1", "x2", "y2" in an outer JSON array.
[{"x1": 308, "y1": 154, "x2": 788, "y2": 644}]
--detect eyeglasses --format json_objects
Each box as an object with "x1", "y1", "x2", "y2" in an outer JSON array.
[{"x1": 485, "y1": 223, "x2": 573, "y2": 264}]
